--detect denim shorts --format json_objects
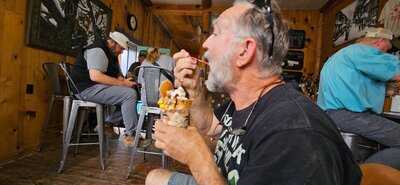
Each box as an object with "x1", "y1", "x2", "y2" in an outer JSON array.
[{"x1": 168, "y1": 172, "x2": 197, "y2": 185}]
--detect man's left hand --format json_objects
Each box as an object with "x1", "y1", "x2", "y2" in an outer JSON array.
[{"x1": 154, "y1": 120, "x2": 212, "y2": 166}]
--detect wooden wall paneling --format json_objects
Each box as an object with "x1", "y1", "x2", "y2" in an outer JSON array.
[
  {"x1": 162, "y1": 31, "x2": 170, "y2": 48},
  {"x1": 138, "y1": 1, "x2": 147, "y2": 43},
  {"x1": 0, "y1": 6, "x2": 4, "y2": 75},
  {"x1": 155, "y1": 25, "x2": 162, "y2": 47},
  {"x1": 141, "y1": 10, "x2": 148, "y2": 45},
  {"x1": 14, "y1": 0, "x2": 26, "y2": 15},
  {"x1": 0, "y1": 10, "x2": 24, "y2": 161},
  {"x1": 151, "y1": 17, "x2": 157, "y2": 46},
  {"x1": 158, "y1": 29, "x2": 164, "y2": 47},
  {"x1": 150, "y1": 20, "x2": 157, "y2": 47},
  {"x1": 282, "y1": 10, "x2": 321, "y2": 75},
  {"x1": 109, "y1": 0, "x2": 125, "y2": 30},
  {"x1": 0, "y1": 0, "x2": 27, "y2": 14},
  {"x1": 314, "y1": 13, "x2": 324, "y2": 75},
  {"x1": 169, "y1": 39, "x2": 176, "y2": 53},
  {"x1": 0, "y1": 6, "x2": 8, "y2": 161},
  {"x1": 144, "y1": 11, "x2": 151, "y2": 45},
  {"x1": 132, "y1": 0, "x2": 145, "y2": 42},
  {"x1": 1, "y1": 0, "x2": 15, "y2": 12},
  {"x1": 20, "y1": 47, "x2": 37, "y2": 150},
  {"x1": 21, "y1": 50, "x2": 61, "y2": 150},
  {"x1": 160, "y1": 31, "x2": 166, "y2": 47},
  {"x1": 22, "y1": 48, "x2": 39, "y2": 110},
  {"x1": 149, "y1": 16, "x2": 156, "y2": 46},
  {"x1": 162, "y1": 30, "x2": 168, "y2": 48}
]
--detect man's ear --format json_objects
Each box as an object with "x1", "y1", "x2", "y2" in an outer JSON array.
[
  {"x1": 235, "y1": 38, "x2": 257, "y2": 67},
  {"x1": 376, "y1": 39, "x2": 389, "y2": 51}
]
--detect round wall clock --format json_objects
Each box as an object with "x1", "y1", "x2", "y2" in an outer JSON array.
[{"x1": 127, "y1": 14, "x2": 137, "y2": 31}]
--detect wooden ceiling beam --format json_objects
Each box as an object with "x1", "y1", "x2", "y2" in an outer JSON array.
[
  {"x1": 152, "y1": 5, "x2": 205, "y2": 16},
  {"x1": 151, "y1": 4, "x2": 228, "y2": 16},
  {"x1": 319, "y1": 0, "x2": 338, "y2": 13},
  {"x1": 140, "y1": 0, "x2": 153, "y2": 7},
  {"x1": 153, "y1": 15, "x2": 183, "y2": 49},
  {"x1": 202, "y1": 12, "x2": 211, "y2": 34}
]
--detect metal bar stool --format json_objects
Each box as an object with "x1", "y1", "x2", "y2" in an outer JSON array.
[
  {"x1": 341, "y1": 132, "x2": 382, "y2": 163},
  {"x1": 38, "y1": 62, "x2": 67, "y2": 151},
  {"x1": 57, "y1": 62, "x2": 107, "y2": 173}
]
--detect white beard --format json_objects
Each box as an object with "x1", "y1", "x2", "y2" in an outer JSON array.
[{"x1": 204, "y1": 49, "x2": 234, "y2": 92}]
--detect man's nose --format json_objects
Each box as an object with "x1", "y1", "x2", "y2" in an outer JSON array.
[{"x1": 202, "y1": 38, "x2": 210, "y2": 51}]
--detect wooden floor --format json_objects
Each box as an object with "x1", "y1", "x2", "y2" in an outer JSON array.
[{"x1": 0, "y1": 124, "x2": 188, "y2": 185}]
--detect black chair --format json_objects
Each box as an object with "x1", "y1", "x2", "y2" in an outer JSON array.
[
  {"x1": 341, "y1": 132, "x2": 382, "y2": 163},
  {"x1": 39, "y1": 62, "x2": 68, "y2": 151},
  {"x1": 57, "y1": 62, "x2": 107, "y2": 173},
  {"x1": 126, "y1": 65, "x2": 174, "y2": 178}
]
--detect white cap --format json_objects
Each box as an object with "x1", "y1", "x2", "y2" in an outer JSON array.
[
  {"x1": 365, "y1": 27, "x2": 394, "y2": 40},
  {"x1": 109, "y1": 31, "x2": 130, "y2": 49}
]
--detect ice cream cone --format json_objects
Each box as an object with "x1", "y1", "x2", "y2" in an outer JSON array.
[{"x1": 158, "y1": 81, "x2": 192, "y2": 128}]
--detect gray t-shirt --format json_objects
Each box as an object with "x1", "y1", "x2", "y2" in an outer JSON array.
[{"x1": 85, "y1": 48, "x2": 108, "y2": 72}]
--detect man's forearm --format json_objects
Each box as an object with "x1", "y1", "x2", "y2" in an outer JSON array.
[
  {"x1": 190, "y1": 94, "x2": 214, "y2": 135},
  {"x1": 91, "y1": 72, "x2": 125, "y2": 86},
  {"x1": 189, "y1": 144, "x2": 226, "y2": 185}
]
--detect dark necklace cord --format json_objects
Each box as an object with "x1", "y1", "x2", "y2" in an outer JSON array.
[{"x1": 222, "y1": 80, "x2": 283, "y2": 136}]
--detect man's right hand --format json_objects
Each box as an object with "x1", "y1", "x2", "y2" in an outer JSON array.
[
  {"x1": 173, "y1": 49, "x2": 203, "y2": 100},
  {"x1": 173, "y1": 50, "x2": 218, "y2": 136},
  {"x1": 120, "y1": 78, "x2": 136, "y2": 87},
  {"x1": 90, "y1": 69, "x2": 136, "y2": 87}
]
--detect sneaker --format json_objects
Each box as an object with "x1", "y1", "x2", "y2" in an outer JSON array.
[
  {"x1": 104, "y1": 124, "x2": 119, "y2": 139},
  {"x1": 122, "y1": 135, "x2": 135, "y2": 147},
  {"x1": 139, "y1": 138, "x2": 152, "y2": 148}
]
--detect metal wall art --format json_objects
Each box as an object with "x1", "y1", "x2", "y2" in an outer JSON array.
[
  {"x1": 26, "y1": 0, "x2": 112, "y2": 55},
  {"x1": 333, "y1": 0, "x2": 379, "y2": 47}
]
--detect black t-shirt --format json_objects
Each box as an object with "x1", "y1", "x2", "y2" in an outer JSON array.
[{"x1": 214, "y1": 84, "x2": 361, "y2": 185}]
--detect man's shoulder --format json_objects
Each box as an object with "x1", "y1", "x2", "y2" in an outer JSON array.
[
  {"x1": 344, "y1": 43, "x2": 380, "y2": 55},
  {"x1": 85, "y1": 47, "x2": 106, "y2": 55},
  {"x1": 255, "y1": 86, "x2": 334, "y2": 133},
  {"x1": 333, "y1": 44, "x2": 369, "y2": 56}
]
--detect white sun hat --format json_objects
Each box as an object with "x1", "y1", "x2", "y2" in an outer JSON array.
[{"x1": 109, "y1": 31, "x2": 130, "y2": 49}]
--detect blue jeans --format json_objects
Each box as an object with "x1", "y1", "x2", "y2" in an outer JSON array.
[
  {"x1": 326, "y1": 109, "x2": 400, "y2": 169},
  {"x1": 79, "y1": 84, "x2": 138, "y2": 136}
]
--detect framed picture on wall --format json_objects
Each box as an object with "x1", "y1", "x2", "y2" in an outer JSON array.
[
  {"x1": 26, "y1": 0, "x2": 112, "y2": 55},
  {"x1": 288, "y1": 29, "x2": 306, "y2": 49},
  {"x1": 333, "y1": 0, "x2": 379, "y2": 47},
  {"x1": 26, "y1": 0, "x2": 73, "y2": 54},
  {"x1": 71, "y1": 0, "x2": 112, "y2": 52}
]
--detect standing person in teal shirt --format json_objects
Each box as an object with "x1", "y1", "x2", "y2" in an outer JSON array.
[{"x1": 318, "y1": 27, "x2": 400, "y2": 169}]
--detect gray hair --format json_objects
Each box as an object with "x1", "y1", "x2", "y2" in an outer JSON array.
[{"x1": 233, "y1": 0, "x2": 288, "y2": 77}]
